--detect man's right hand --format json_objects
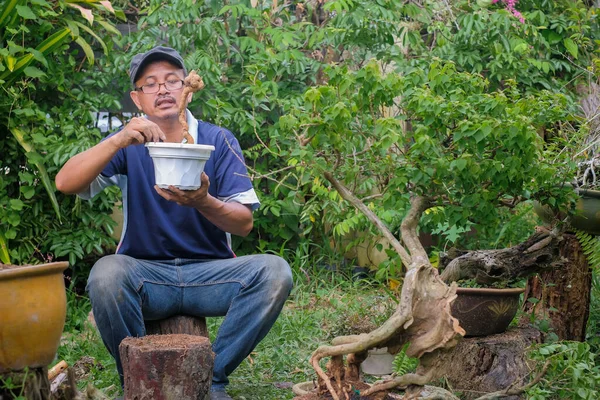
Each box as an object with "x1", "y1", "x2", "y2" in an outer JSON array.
[
  {"x1": 113, "y1": 117, "x2": 167, "y2": 148},
  {"x1": 56, "y1": 117, "x2": 165, "y2": 194}
]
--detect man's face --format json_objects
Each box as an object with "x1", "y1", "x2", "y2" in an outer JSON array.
[{"x1": 130, "y1": 60, "x2": 188, "y2": 121}]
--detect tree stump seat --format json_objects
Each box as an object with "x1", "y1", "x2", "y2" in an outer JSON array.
[{"x1": 120, "y1": 315, "x2": 214, "y2": 400}]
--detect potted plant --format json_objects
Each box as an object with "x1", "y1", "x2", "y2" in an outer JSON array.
[
  {"x1": 451, "y1": 279, "x2": 525, "y2": 337},
  {"x1": 146, "y1": 142, "x2": 215, "y2": 190},
  {"x1": 533, "y1": 88, "x2": 600, "y2": 235},
  {"x1": 533, "y1": 160, "x2": 600, "y2": 235},
  {"x1": 0, "y1": 261, "x2": 69, "y2": 372}
]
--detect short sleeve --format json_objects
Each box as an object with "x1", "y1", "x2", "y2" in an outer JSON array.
[
  {"x1": 77, "y1": 132, "x2": 127, "y2": 200},
  {"x1": 212, "y1": 129, "x2": 260, "y2": 210}
]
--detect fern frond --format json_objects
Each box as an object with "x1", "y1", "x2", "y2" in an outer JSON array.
[{"x1": 575, "y1": 229, "x2": 600, "y2": 271}]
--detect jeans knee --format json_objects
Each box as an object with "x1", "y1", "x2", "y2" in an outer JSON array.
[
  {"x1": 87, "y1": 255, "x2": 136, "y2": 300},
  {"x1": 260, "y1": 254, "x2": 293, "y2": 296}
]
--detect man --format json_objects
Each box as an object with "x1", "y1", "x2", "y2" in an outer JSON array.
[{"x1": 55, "y1": 46, "x2": 293, "y2": 400}]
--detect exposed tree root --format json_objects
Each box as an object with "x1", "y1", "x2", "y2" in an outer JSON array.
[
  {"x1": 314, "y1": 172, "x2": 555, "y2": 400},
  {"x1": 178, "y1": 70, "x2": 204, "y2": 144},
  {"x1": 310, "y1": 265, "x2": 464, "y2": 400}
]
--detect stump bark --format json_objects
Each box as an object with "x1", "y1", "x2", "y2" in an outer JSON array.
[
  {"x1": 522, "y1": 233, "x2": 592, "y2": 341},
  {"x1": 419, "y1": 327, "x2": 542, "y2": 400},
  {"x1": 119, "y1": 334, "x2": 214, "y2": 400}
]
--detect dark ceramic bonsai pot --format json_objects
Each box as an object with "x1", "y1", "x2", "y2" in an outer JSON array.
[{"x1": 451, "y1": 287, "x2": 525, "y2": 337}]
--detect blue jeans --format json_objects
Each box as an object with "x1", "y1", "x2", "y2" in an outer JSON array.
[{"x1": 86, "y1": 254, "x2": 293, "y2": 391}]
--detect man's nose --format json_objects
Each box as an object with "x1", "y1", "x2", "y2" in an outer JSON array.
[{"x1": 157, "y1": 82, "x2": 170, "y2": 94}]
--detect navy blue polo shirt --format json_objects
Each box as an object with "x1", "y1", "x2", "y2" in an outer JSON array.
[{"x1": 79, "y1": 112, "x2": 259, "y2": 260}]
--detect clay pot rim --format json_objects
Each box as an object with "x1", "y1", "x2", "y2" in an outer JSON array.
[
  {"x1": 564, "y1": 182, "x2": 600, "y2": 199},
  {"x1": 0, "y1": 261, "x2": 69, "y2": 281},
  {"x1": 456, "y1": 287, "x2": 525, "y2": 296}
]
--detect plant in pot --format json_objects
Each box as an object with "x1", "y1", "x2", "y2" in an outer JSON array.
[
  {"x1": 533, "y1": 86, "x2": 600, "y2": 235},
  {"x1": 145, "y1": 71, "x2": 216, "y2": 190},
  {"x1": 0, "y1": 262, "x2": 69, "y2": 373},
  {"x1": 274, "y1": 59, "x2": 578, "y2": 399},
  {"x1": 445, "y1": 276, "x2": 525, "y2": 338}
]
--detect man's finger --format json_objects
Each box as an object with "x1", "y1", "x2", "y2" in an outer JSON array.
[
  {"x1": 201, "y1": 172, "x2": 210, "y2": 185},
  {"x1": 154, "y1": 186, "x2": 172, "y2": 200}
]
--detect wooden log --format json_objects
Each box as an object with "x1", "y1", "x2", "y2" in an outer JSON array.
[
  {"x1": 523, "y1": 233, "x2": 592, "y2": 341},
  {"x1": 0, "y1": 367, "x2": 50, "y2": 400},
  {"x1": 119, "y1": 334, "x2": 214, "y2": 400},
  {"x1": 419, "y1": 327, "x2": 542, "y2": 400},
  {"x1": 145, "y1": 315, "x2": 208, "y2": 337}
]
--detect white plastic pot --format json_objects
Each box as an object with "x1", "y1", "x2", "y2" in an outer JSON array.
[
  {"x1": 146, "y1": 142, "x2": 215, "y2": 190},
  {"x1": 361, "y1": 347, "x2": 395, "y2": 376}
]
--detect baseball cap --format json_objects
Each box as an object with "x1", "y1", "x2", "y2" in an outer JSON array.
[{"x1": 129, "y1": 46, "x2": 188, "y2": 87}]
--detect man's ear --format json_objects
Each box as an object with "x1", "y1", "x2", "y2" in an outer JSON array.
[
  {"x1": 130, "y1": 90, "x2": 142, "y2": 111},
  {"x1": 186, "y1": 92, "x2": 193, "y2": 104}
]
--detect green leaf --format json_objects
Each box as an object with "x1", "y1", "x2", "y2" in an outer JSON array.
[
  {"x1": 75, "y1": 36, "x2": 94, "y2": 65},
  {"x1": 0, "y1": 232, "x2": 10, "y2": 264},
  {"x1": 563, "y1": 38, "x2": 578, "y2": 59},
  {"x1": 0, "y1": 28, "x2": 71, "y2": 82},
  {"x1": 15, "y1": 5, "x2": 36, "y2": 19},
  {"x1": 114, "y1": 9, "x2": 126, "y2": 21},
  {"x1": 0, "y1": 0, "x2": 19, "y2": 29},
  {"x1": 72, "y1": 21, "x2": 108, "y2": 54},
  {"x1": 23, "y1": 66, "x2": 45, "y2": 78},
  {"x1": 8, "y1": 213, "x2": 20, "y2": 226},
  {"x1": 9, "y1": 199, "x2": 24, "y2": 211},
  {"x1": 21, "y1": 186, "x2": 35, "y2": 199},
  {"x1": 96, "y1": 19, "x2": 121, "y2": 36},
  {"x1": 6, "y1": 55, "x2": 16, "y2": 71},
  {"x1": 455, "y1": 158, "x2": 467, "y2": 171},
  {"x1": 10, "y1": 128, "x2": 62, "y2": 222}
]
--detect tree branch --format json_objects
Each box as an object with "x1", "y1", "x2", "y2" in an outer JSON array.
[
  {"x1": 323, "y1": 171, "x2": 412, "y2": 268},
  {"x1": 401, "y1": 196, "x2": 430, "y2": 269}
]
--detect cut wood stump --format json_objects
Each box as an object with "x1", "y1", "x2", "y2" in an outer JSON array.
[
  {"x1": 419, "y1": 327, "x2": 542, "y2": 400},
  {"x1": 119, "y1": 334, "x2": 214, "y2": 400}
]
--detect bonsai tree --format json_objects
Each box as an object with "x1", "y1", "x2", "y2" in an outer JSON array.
[{"x1": 274, "y1": 60, "x2": 578, "y2": 398}]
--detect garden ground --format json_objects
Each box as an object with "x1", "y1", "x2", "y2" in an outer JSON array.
[{"x1": 56, "y1": 266, "x2": 600, "y2": 400}]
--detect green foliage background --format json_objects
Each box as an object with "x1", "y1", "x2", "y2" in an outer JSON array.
[
  {"x1": 1, "y1": 0, "x2": 599, "y2": 279},
  {"x1": 2, "y1": 1, "x2": 600, "y2": 397}
]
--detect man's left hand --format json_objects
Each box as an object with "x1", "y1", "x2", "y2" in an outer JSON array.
[{"x1": 154, "y1": 172, "x2": 210, "y2": 207}]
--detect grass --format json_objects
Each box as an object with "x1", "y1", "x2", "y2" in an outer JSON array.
[
  {"x1": 53, "y1": 263, "x2": 600, "y2": 400},
  {"x1": 55, "y1": 266, "x2": 397, "y2": 399}
]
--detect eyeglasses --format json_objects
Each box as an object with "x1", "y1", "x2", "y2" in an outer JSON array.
[{"x1": 135, "y1": 79, "x2": 184, "y2": 94}]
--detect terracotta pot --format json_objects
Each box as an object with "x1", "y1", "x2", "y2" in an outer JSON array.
[
  {"x1": 451, "y1": 287, "x2": 525, "y2": 337},
  {"x1": 0, "y1": 262, "x2": 68, "y2": 372},
  {"x1": 533, "y1": 187, "x2": 600, "y2": 235}
]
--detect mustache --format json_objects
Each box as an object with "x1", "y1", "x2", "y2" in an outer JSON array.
[{"x1": 155, "y1": 96, "x2": 176, "y2": 107}]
